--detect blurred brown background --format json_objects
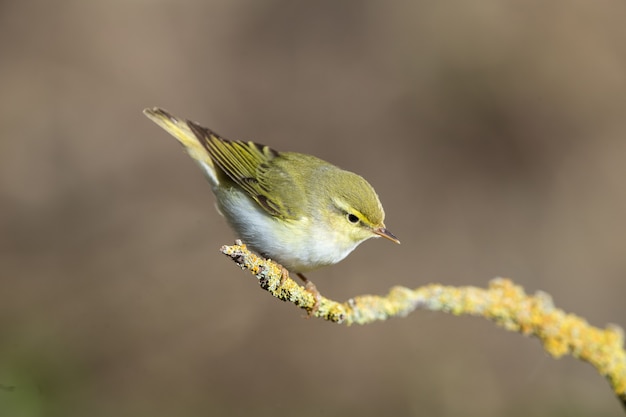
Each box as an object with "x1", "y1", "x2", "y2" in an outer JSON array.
[{"x1": 1, "y1": 0, "x2": 625, "y2": 416}]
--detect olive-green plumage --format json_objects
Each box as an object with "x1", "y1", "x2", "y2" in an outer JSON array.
[{"x1": 143, "y1": 107, "x2": 398, "y2": 273}]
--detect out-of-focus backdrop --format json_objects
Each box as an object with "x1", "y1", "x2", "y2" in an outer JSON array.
[{"x1": 2, "y1": 1, "x2": 625, "y2": 416}]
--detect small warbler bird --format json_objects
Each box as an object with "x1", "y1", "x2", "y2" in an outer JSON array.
[{"x1": 143, "y1": 108, "x2": 399, "y2": 289}]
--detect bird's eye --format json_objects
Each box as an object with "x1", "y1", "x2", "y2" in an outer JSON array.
[{"x1": 347, "y1": 213, "x2": 359, "y2": 224}]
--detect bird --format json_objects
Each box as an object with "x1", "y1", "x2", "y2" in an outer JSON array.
[{"x1": 143, "y1": 107, "x2": 399, "y2": 303}]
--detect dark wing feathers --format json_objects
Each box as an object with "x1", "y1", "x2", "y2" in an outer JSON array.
[{"x1": 187, "y1": 121, "x2": 289, "y2": 218}]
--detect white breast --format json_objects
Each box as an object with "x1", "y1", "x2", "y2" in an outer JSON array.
[{"x1": 215, "y1": 189, "x2": 362, "y2": 272}]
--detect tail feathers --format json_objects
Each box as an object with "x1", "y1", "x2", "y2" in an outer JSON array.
[{"x1": 143, "y1": 107, "x2": 219, "y2": 186}]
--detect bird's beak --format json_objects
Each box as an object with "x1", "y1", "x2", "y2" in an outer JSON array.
[{"x1": 374, "y1": 227, "x2": 400, "y2": 244}]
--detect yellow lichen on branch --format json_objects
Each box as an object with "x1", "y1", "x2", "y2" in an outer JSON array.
[{"x1": 220, "y1": 241, "x2": 626, "y2": 407}]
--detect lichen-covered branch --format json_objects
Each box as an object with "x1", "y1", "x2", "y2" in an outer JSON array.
[{"x1": 221, "y1": 241, "x2": 626, "y2": 408}]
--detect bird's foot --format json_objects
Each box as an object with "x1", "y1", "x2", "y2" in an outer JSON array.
[
  {"x1": 277, "y1": 267, "x2": 321, "y2": 315},
  {"x1": 279, "y1": 266, "x2": 290, "y2": 287},
  {"x1": 297, "y1": 273, "x2": 322, "y2": 316}
]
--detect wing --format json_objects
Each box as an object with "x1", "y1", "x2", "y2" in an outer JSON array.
[{"x1": 187, "y1": 122, "x2": 304, "y2": 219}]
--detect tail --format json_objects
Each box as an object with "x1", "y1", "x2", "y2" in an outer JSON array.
[{"x1": 143, "y1": 107, "x2": 219, "y2": 186}]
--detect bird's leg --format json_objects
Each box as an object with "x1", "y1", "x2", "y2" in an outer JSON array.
[
  {"x1": 297, "y1": 273, "x2": 321, "y2": 314},
  {"x1": 279, "y1": 266, "x2": 290, "y2": 286},
  {"x1": 277, "y1": 267, "x2": 321, "y2": 314}
]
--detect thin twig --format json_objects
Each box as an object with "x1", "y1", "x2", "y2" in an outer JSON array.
[{"x1": 221, "y1": 240, "x2": 626, "y2": 409}]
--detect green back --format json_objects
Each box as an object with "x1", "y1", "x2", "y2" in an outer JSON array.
[{"x1": 188, "y1": 121, "x2": 322, "y2": 219}]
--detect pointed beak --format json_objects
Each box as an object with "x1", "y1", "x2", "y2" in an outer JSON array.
[{"x1": 374, "y1": 227, "x2": 400, "y2": 244}]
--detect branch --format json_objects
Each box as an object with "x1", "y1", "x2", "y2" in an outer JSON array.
[{"x1": 221, "y1": 240, "x2": 626, "y2": 409}]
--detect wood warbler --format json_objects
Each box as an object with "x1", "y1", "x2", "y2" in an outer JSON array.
[{"x1": 143, "y1": 108, "x2": 399, "y2": 290}]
